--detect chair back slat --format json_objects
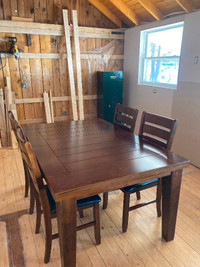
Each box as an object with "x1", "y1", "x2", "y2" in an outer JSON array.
[
  {"x1": 116, "y1": 104, "x2": 137, "y2": 117},
  {"x1": 16, "y1": 127, "x2": 45, "y2": 194},
  {"x1": 114, "y1": 103, "x2": 138, "y2": 133},
  {"x1": 8, "y1": 111, "x2": 27, "y2": 141},
  {"x1": 143, "y1": 124, "x2": 171, "y2": 141},
  {"x1": 115, "y1": 113, "x2": 134, "y2": 128},
  {"x1": 139, "y1": 111, "x2": 178, "y2": 150},
  {"x1": 144, "y1": 112, "x2": 175, "y2": 129}
]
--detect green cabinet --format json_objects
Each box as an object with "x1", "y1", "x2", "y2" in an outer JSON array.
[{"x1": 97, "y1": 71, "x2": 123, "y2": 124}]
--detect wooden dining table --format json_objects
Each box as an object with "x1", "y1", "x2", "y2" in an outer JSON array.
[{"x1": 23, "y1": 118, "x2": 189, "y2": 267}]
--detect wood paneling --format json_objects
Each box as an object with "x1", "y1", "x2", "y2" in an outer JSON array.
[{"x1": 0, "y1": 0, "x2": 124, "y2": 122}]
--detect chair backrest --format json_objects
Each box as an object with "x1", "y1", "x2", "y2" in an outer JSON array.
[
  {"x1": 113, "y1": 103, "x2": 138, "y2": 133},
  {"x1": 16, "y1": 127, "x2": 43, "y2": 193},
  {"x1": 16, "y1": 127, "x2": 53, "y2": 221},
  {"x1": 8, "y1": 110, "x2": 27, "y2": 143},
  {"x1": 8, "y1": 110, "x2": 19, "y2": 132},
  {"x1": 139, "y1": 111, "x2": 178, "y2": 150}
]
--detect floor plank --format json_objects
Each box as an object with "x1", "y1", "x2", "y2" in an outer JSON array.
[{"x1": 0, "y1": 222, "x2": 9, "y2": 267}]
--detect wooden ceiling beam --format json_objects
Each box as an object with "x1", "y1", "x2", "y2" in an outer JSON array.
[
  {"x1": 137, "y1": 0, "x2": 163, "y2": 20},
  {"x1": 108, "y1": 0, "x2": 141, "y2": 26},
  {"x1": 88, "y1": 0, "x2": 123, "y2": 28},
  {"x1": 174, "y1": 0, "x2": 194, "y2": 13}
]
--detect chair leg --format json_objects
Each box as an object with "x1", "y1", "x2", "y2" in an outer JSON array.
[
  {"x1": 122, "y1": 192, "x2": 130, "y2": 233},
  {"x1": 156, "y1": 179, "x2": 162, "y2": 217},
  {"x1": 43, "y1": 210, "x2": 52, "y2": 264},
  {"x1": 79, "y1": 209, "x2": 84, "y2": 218},
  {"x1": 93, "y1": 203, "x2": 101, "y2": 245},
  {"x1": 35, "y1": 197, "x2": 42, "y2": 234},
  {"x1": 103, "y1": 192, "x2": 108, "y2": 209},
  {"x1": 29, "y1": 180, "x2": 35, "y2": 214},
  {"x1": 23, "y1": 161, "x2": 29, "y2": 198},
  {"x1": 136, "y1": 190, "x2": 141, "y2": 200}
]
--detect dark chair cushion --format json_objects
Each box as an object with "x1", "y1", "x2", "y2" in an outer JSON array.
[
  {"x1": 45, "y1": 185, "x2": 56, "y2": 214},
  {"x1": 77, "y1": 195, "x2": 101, "y2": 208},
  {"x1": 121, "y1": 179, "x2": 159, "y2": 193},
  {"x1": 45, "y1": 185, "x2": 101, "y2": 214}
]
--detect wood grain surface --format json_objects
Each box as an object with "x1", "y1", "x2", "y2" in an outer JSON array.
[
  {"x1": 23, "y1": 119, "x2": 189, "y2": 201},
  {"x1": 23, "y1": 119, "x2": 189, "y2": 267}
]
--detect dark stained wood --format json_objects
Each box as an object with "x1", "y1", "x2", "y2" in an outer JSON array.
[
  {"x1": 22, "y1": 119, "x2": 188, "y2": 199},
  {"x1": 143, "y1": 123, "x2": 170, "y2": 141},
  {"x1": 113, "y1": 103, "x2": 138, "y2": 133},
  {"x1": 122, "y1": 190, "x2": 130, "y2": 232},
  {"x1": 103, "y1": 190, "x2": 108, "y2": 209},
  {"x1": 8, "y1": 111, "x2": 35, "y2": 214},
  {"x1": 17, "y1": 123, "x2": 101, "y2": 264},
  {"x1": 121, "y1": 112, "x2": 178, "y2": 233},
  {"x1": 23, "y1": 118, "x2": 189, "y2": 267},
  {"x1": 56, "y1": 198, "x2": 77, "y2": 267},
  {"x1": 139, "y1": 111, "x2": 178, "y2": 150},
  {"x1": 103, "y1": 103, "x2": 138, "y2": 209},
  {"x1": 162, "y1": 169, "x2": 182, "y2": 241}
]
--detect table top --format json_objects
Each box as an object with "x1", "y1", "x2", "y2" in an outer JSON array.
[{"x1": 23, "y1": 119, "x2": 189, "y2": 202}]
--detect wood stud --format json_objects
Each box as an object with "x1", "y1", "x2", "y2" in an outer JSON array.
[
  {"x1": 49, "y1": 90, "x2": 54, "y2": 123},
  {"x1": 174, "y1": 0, "x2": 194, "y2": 13},
  {"x1": 0, "y1": 88, "x2": 6, "y2": 146},
  {"x1": 88, "y1": 0, "x2": 123, "y2": 28},
  {"x1": 0, "y1": 20, "x2": 124, "y2": 39},
  {"x1": 63, "y1": 9, "x2": 78, "y2": 121},
  {"x1": 137, "y1": 0, "x2": 163, "y2": 20},
  {"x1": 108, "y1": 0, "x2": 141, "y2": 26},
  {"x1": 72, "y1": 10, "x2": 84, "y2": 120},
  {"x1": 43, "y1": 91, "x2": 52, "y2": 123}
]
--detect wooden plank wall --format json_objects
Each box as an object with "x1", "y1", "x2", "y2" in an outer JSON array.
[{"x1": 0, "y1": 0, "x2": 124, "y2": 123}]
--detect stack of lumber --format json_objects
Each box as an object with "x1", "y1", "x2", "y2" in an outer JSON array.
[
  {"x1": 0, "y1": 77, "x2": 18, "y2": 148},
  {"x1": 0, "y1": 78, "x2": 56, "y2": 148}
]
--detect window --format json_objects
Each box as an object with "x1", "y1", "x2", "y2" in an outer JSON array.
[{"x1": 138, "y1": 22, "x2": 184, "y2": 89}]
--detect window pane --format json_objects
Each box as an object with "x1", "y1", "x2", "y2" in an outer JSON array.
[
  {"x1": 143, "y1": 58, "x2": 180, "y2": 85},
  {"x1": 146, "y1": 26, "x2": 183, "y2": 57}
]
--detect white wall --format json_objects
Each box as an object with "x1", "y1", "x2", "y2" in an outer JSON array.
[
  {"x1": 171, "y1": 11, "x2": 200, "y2": 167},
  {"x1": 123, "y1": 11, "x2": 200, "y2": 167}
]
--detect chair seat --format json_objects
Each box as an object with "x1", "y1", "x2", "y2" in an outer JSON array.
[
  {"x1": 121, "y1": 179, "x2": 159, "y2": 193},
  {"x1": 45, "y1": 185, "x2": 101, "y2": 214}
]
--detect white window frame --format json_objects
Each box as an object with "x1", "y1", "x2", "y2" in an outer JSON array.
[{"x1": 138, "y1": 22, "x2": 184, "y2": 90}]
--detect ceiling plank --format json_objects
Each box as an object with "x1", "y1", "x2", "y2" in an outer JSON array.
[
  {"x1": 137, "y1": 0, "x2": 163, "y2": 20},
  {"x1": 88, "y1": 0, "x2": 123, "y2": 28},
  {"x1": 108, "y1": 0, "x2": 141, "y2": 26},
  {"x1": 174, "y1": 0, "x2": 194, "y2": 13}
]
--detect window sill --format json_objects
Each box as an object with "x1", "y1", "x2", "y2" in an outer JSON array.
[{"x1": 138, "y1": 82, "x2": 177, "y2": 90}]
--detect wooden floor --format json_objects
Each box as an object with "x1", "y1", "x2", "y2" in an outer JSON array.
[{"x1": 1, "y1": 148, "x2": 200, "y2": 267}]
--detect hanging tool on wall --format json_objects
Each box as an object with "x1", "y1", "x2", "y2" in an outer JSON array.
[
  {"x1": 0, "y1": 37, "x2": 27, "y2": 88},
  {"x1": 0, "y1": 37, "x2": 21, "y2": 59}
]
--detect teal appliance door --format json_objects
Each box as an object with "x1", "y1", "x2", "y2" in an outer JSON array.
[{"x1": 97, "y1": 71, "x2": 123, "y2": 124}]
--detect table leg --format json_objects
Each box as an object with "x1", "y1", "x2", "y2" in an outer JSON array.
[
  {"x1": 56, "y1": 198, "x2": 77, "y2": 267},
  {"x1": 162, "y1": 169, "x2": 182, "y2": 241}
]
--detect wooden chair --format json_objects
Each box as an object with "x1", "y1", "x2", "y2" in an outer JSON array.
[
  {"x1": 103, "y1": 103, "x2": 139, "y2": 209},
  {"x1": 16, "y1": 126, "x2": 101, "y2": 263},
  {"x1": 8, "y1": 111, "x2": 35, "y2": 214},
  {"x1": 121, "y1": 111, "x2": 178, "y2": 233},
  {"x1": 113, "y1": 103, "x2": 139, "y2": 133}
]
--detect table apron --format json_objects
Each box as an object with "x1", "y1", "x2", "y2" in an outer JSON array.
[{"x1": 53, "y1": 167, "x2": 185, "y2": 202}]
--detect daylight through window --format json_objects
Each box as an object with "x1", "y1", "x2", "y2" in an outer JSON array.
[{"x1": 138, "y1": 22, "x2": 184, "y2": 89}]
